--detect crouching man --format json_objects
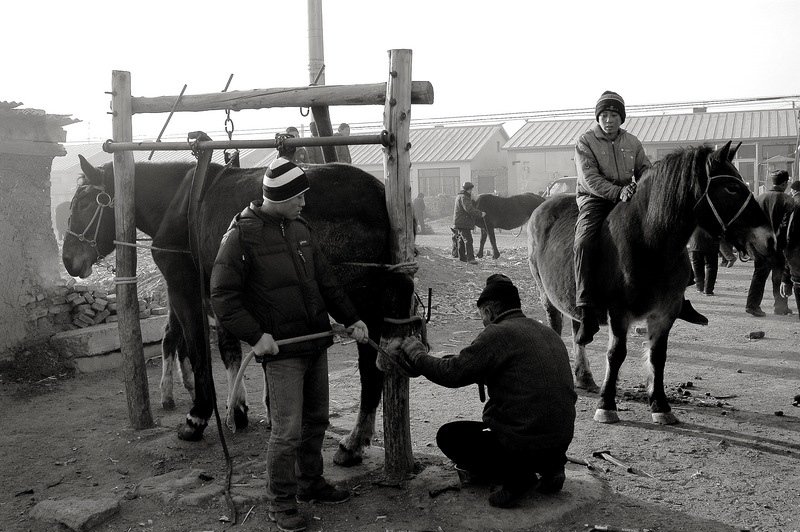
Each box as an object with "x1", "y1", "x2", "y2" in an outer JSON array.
[{"x1": 387, "y1": 274, "x2": 576, "y2": 508}]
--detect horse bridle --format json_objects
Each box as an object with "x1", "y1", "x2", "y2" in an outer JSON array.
[
  {"x1": 65, "y1": 184, "x2": 115, "y2": 258},
  {"x1": 696, "y1": 174, "x2": 752, "y2": 237}
]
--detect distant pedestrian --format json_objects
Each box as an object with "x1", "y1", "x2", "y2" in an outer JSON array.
[
  {"x1": 286, "y1": 126, "x2": 310, "y2": 166},
  {"x1": 790, "y1": 180, "x2": 800, "y2": 207},
  {"x1": 688, "y1": 228, "x2": 720, "y2": 295},
  {"x1": 746, "y1": 170, "x2": 794, "y2": 316},
  {"x1": 412, "y1": 192, "x2": 426, "y2": 233},
  {"x1": 334, "y1": 122, "x2": 352, "y2": 164},
  {"x1": 453, "y1": 182, "x2": 484, "y2": 265},
  {"x1": 307, "y1": 122, "x2": 325, "y2": 164}
]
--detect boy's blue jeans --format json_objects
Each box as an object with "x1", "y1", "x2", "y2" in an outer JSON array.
[{"x1": 264, "y1": 351, "x2": 330, "y2": 512}]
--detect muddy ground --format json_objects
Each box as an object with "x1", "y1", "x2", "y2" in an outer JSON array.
[{"x1": 1, "y1": 218, "x2": 799, "y2": 532}]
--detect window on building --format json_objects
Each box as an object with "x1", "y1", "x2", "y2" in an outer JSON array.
[
  {"x1": 418, "y1": 168, "x2": 460, "y2": 196},
  {"x1": 735, "y1": 144, "x2": 756, "y2": 160}
]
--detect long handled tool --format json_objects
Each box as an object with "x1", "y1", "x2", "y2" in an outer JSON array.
[{"x1": 226, "y1": 326, "x2": 349, "y2": 430}]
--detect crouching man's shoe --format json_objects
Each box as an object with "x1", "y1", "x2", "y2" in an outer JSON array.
[
  {"x1": 678, "y1": 299, "x2": 708, "y2": 325},
  {"x1": 536, "y1": 467, "x2": 566, "y2": 494},
  {"x1": 296, "y1": 483, "x2": 351, "y2": 505},
  {"x1": 269, "y1": 509, "x2": 307, "y2": 532},
  {"x1": 575, "y1": 306, "x2": 599, "y2": 345}
]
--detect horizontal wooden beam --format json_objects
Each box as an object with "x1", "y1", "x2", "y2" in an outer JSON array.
[{"x1": 131, "y1": 81, "x2": 434, "y2": 115}]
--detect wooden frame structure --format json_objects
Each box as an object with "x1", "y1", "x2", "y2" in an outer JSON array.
[{"x1": 107, "y1": 50, "x2": 433, "y2": 477}]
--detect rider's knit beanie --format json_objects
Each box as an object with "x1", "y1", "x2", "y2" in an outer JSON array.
[
  {"x1": 477, "y1": 273, "x2": 521, "y2": 309},
  {"x1": 263, "y1": 157, "x2": 310, "y2": 202},
  {"x1": 595, "y1": 90, "x2": 626, "y2": 124}
]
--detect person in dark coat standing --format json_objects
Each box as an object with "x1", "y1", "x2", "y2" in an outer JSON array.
[
  {"x1": 790, "y1": 180, "x2": 800, "y2": 207},
  {"x1": 746, "y1": 170, "x2": 794, "y2": 317},
  {"x1": 453, "y1": 181, "x2": 484, "y2": 264},
  {"x1": 210, "y1": 157, "x2": 369, "y2": 532},
  {"x1": 688, "y1": 228, "x2": 720, "y2": 295},
  {"x1": 412, "y1": 192, "x2": 426, "y2": 234},
  {"x1": 387, "y1": 274, "x2": 577, "y2": 509},
  {"x1": 333, "y1": 122, "x2": 352, "y2": 164}
]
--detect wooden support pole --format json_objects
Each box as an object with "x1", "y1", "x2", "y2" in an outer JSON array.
[
  {"x1": 381, "y1": 49, "x2": 415, "y2": 479},
  {"x1": 111, "y1": 70, "x2": 154, "y2": 430},
  {"x1": 130, "y1": 82, "x2": 434, "y2": 114}
]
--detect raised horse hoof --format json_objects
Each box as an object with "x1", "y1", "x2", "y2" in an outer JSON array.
[
  {"x1": 177, "y1": 422, "x2": 206, "y2": 442},
  {"x1": 333, "y1": 444, "x2": 363, "y2": 467},
  {"x1": 652, "y1": 412, "x2": 679, "y2": 425},
  {"x1": 593, "y1": 409, "x2": 620, "y2": 423},
  {"x1": 232, "y1": 406, "x2": 249, "y2": 431}
]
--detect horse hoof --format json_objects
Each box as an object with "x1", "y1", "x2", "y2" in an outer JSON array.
[
  {"x1": 476, "y1": 252, "x2": 484, "y2": 258},
  {"x1": 162, "y1": 399, "x2": 176, "y2": 411},
  {"x1": 177, "y1": 422, "x2": 205, "y2": 441},
  {"x1": 333, "y1": 444, "x2": 363, "y2": 467},
  {"x1": 233, "y1": 406, "x2": 249, "y2": 431},
  {"x1": 493, "y1": 253, "x2": 501, "y2": 259},
  {"x1": 652, "y1": 412, "x2": 679, "y2": 425},
  {"x1": 593, "y1": 409, "x2": 620, "y2": 423}
]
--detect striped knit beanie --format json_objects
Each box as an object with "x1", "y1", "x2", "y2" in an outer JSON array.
[
  {"x1": 595, "y1": 90, "x2": 626, "y2": 124},
  {"x1": 263, "y1": 157, "x2": 310, "y2": 202}
]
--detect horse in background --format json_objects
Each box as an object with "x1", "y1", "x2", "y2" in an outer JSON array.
[
  {"x1": 527, "y1": 141, "x2": 775, "y2": 425},
  {"x1": 62, "y1": 156, "x2": 418, "y2": 467},
  {"x1": 474, "y1": 192, "x2": 545, "y2": 259}
]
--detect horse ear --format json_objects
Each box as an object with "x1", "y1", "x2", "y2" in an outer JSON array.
[
  {"x1": 728, "y1": 141, "x2": 742, "y2": 161},
  {"x1": 717, "y1": 140, "x2": 732, "y2": 163},
  {"x1": 78, "y1": 155, "x2": 103, "y2": 186}
]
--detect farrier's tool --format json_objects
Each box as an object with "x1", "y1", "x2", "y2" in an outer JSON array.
[{"x1": 592, "y1": 450, "x2": 654, "y2": 478}]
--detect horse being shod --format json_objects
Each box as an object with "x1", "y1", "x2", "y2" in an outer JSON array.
[
  {"x1": 62, "y1": 155, "x2": 418, "y2": 466},
  {"x1": 527, "y1": 141, "x2": 775, "y2": 425},
  {"x1": 474, "y1": 193, "x2": 546, "y2": 259}
]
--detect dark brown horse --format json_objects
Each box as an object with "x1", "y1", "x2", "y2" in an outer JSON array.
[
  {"x1": 63, "y1": 155, "x2": 417, "y2": 466},
  {"x1": 527, "y1": 142, "x2": 775, "y2": 425},
  {"x1": 474, "y1": 193, "x2": 545, "y2": 259}
]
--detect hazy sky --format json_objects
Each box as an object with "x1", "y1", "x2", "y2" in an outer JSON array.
[{"x1": 6, "y1": 0, "x2": 799, "y2": 143}]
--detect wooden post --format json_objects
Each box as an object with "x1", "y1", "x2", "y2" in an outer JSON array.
[
  {"x1": 111, "y1": 70, "x2": 154, "y2": 430},
  {"x1": 381, "y1": 49, "x2": 415, "y2": 478}
]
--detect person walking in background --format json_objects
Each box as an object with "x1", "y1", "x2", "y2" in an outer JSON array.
[
  {"x1": 790, "y1": 180, "x2": 800, "y2": 206},
  {"x1": 746, "y1": 169, "x2": 794, "y2": 317},
  {"x1": 210, "y1": 157, "x2": 369, "y2": 532},
  {"x1": 387, "y1": 274, "x2": 576, "y2": 509},
  {"x1": 285, "y1": 126, "x2": 310, "y2": 166},
  {"x1": 689, "y1": 228, "x2": 720, "y2": 295},
  {"x1": 453, "y1": 181, "x2": 484, "y2": 265},
  {"x1": 718, "y1": 239, "x2": 737, "y2": 268},
  {"x1": 412, "y1": 192, "x2": 426, "y2": 234},
  {"x1": 334, "y1": 122, "x2": 352, "y2": 164}
]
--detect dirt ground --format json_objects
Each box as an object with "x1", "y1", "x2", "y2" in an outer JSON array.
[{"x1": 1, "y1": 218, "x2": 799, "y2": 532}]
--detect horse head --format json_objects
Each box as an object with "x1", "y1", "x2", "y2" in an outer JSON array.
[
  {"x1": 62, "y1": 155, "x2": 117, "y2": 278},
  {"x1": 693, "y1": 141, "x2": 775, "y2": 258}
]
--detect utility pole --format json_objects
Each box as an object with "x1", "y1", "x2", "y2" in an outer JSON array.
[{"x1": 307, "y1": 0, "x2": 337, "y2": 162}]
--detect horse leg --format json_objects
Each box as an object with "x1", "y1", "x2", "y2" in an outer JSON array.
[
  {"x1": 644, "y1": 317, "x2": 678, "y2": 424},
  {"x1": 570, "y1": 319, "x2": 599, "y2": 393},
  {"x1": 159, "y1": 309, "x2": 182, "y2": 410},
  {"x1": 593, "y1": 316, "x2": 629, "y2": 423},
  {"x1": 488, "y1": 227, "x2": 500, "y2": 259},
  {"x1": 217, "y1": 324, "x2": 249, "y2": 431},
  {"x1": 157, "y1": 259, "x2": 214, "y2": 442},
  {"x1": 477, "y1": 228, "x2": 487, "y2": 258}
]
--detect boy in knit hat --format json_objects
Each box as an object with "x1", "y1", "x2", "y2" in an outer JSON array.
[
  {"x1": 387, "y1": 274, "x2": 577, "y2": 509},
  {"x1": 211, "y1": 157, "x2": 369, "y2": 532},
  {"x1": 573, "y1": 90, "x2": 706, "y2": 344}
]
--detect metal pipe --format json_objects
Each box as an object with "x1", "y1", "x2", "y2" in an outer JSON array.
[{"x1": 103, "y1": 131, "x2": 392, "y2": 153}]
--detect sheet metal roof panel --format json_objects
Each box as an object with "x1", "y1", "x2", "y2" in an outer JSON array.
[
  {"x1": 506, "y1": 110, "x2": 798, "y2": 149},
  {"x1": 350, "y1": 125, "x2": 506, "y2": 166}
]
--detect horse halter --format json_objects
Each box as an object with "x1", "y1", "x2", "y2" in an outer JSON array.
[
  {"x1": 696, "y1": 175, "x2": 752, "y2": 237},
  {"x1": 65, "y1": 184, "x2": 115, "y2": 256}
]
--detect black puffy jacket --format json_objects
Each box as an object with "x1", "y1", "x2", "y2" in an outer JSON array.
[{"x1": 210, "y1": 200, "x2": 359, "y2": 359}]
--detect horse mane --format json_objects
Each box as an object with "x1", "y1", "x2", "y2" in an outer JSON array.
[{"x1": 640, "y1": 145, "x2": 712, "y2": 240}]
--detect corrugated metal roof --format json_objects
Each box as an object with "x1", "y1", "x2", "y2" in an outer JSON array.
[
  {"x1": 505, "y1": 109, "x2": 799, "y2": 149},
  {"x1": 351, "y1": 124, "x2": 507, "y2": 165}
]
